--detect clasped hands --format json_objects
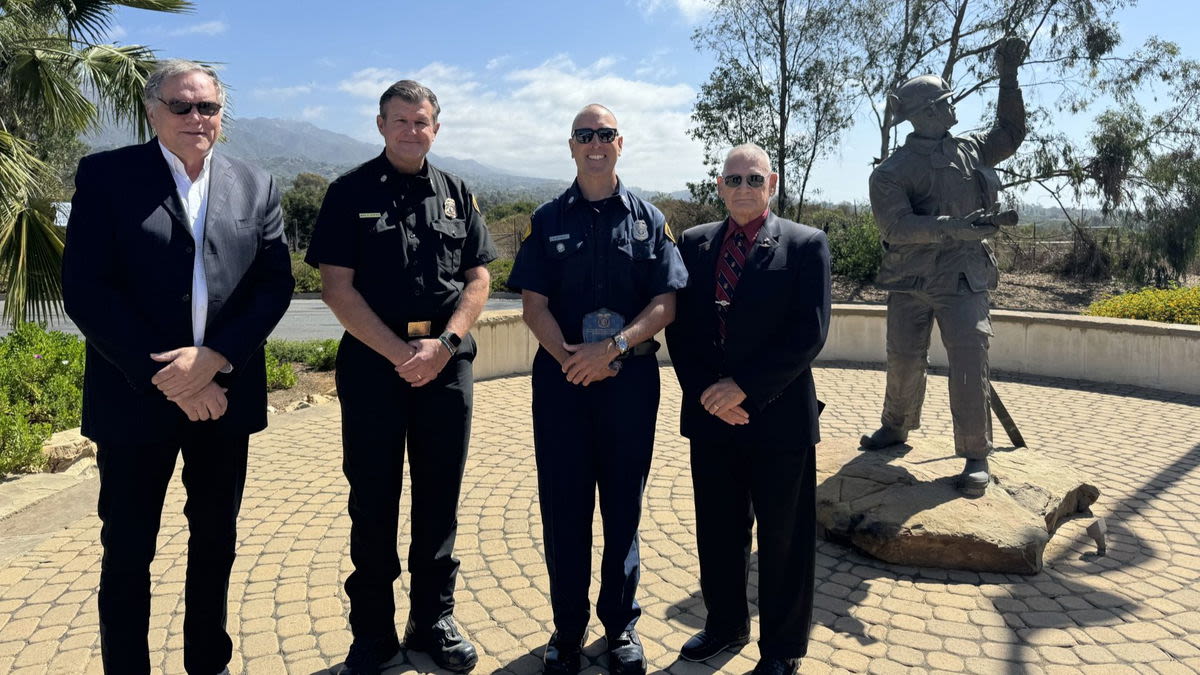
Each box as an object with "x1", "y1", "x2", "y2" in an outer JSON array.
[
  {"x1": 393, "y1": 338, "x2": 451, "y2": 387},
  {"x1": 150, "y1": 346, "x2": 230, "y2": 422},
  {"x1": 702, "y1": 377, "x2": 749, "y2": 426},
  {"x1": 561, "y1": 340, "x2": 618, "y2": 386}
]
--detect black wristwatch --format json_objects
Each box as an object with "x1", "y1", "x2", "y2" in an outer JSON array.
[{"x1": 438, "y1": 331, "x2": 462, "y2": 356}]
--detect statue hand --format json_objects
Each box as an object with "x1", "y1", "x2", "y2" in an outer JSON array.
[
  {"x1": 996, "y1": 37, "x2": 1027, "y2": 77},
  {"x1": 943, "y1": 209, "x2": 996, "y2": 241}
]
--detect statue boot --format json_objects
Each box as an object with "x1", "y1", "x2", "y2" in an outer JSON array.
[
  {"x1": 859, "y1": 425, "x2": 908, "y2": 450},
  {"x1": 959, "y1": 457, "x2": 990, "y2": 497}
]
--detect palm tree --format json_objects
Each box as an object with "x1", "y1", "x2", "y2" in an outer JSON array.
[{"x1": 0, "y1": 0, "x2": 192, "y2": 325}]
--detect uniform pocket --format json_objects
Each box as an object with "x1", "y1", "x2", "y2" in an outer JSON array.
[{"x1": 430, "y1": 218, "x2": 467, "y2": 270}]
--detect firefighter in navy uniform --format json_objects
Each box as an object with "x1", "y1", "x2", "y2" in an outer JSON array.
[
  {"x1": 305, "y1": 80, "x2": 496, "y2": 675},
  {"x1": 508, "y1": 104, "x2": 688, "y2": 675}
]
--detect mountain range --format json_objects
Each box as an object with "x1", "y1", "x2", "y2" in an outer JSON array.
[{"x1": 83, "y1": 117, "x2": 582, "y2": 205}]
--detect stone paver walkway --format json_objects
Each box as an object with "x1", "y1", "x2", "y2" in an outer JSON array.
[{"x1": 1, "y1": 364, "x2": 1198, "y2": 674}]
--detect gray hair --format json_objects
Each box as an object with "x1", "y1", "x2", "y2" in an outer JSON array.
[
  {"x1": 143, "y1": 59, "x2": 227, "y2": 108},
  {"x1": 723, "y1": 143, "x2": 772, "y2": 172},
  {"x1": 379, "y1": 80, "x2": 440, "y2": 121}
]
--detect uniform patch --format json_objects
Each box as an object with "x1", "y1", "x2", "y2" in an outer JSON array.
[
  {"x1": 522, "y1": 221, "x2": 533, "y2": 241},
  {"x1": 549, "y1": 234, "x2": 571, "y2": 242},
  {"x1": 444, "y1": 198, "x2": 457, "y2": 218},
  {"x1": 664, "y1": 222, "x2": 675, "y2": 243},
  {"x1": 633, "y1": 219, "x2": 649, "y2": 241},
  {"x1": 471, "y1": 195, "x2": 481, "y2": 214},
  {"x1": 359, "y1": 212, "x2": 382, "y2": 218}
]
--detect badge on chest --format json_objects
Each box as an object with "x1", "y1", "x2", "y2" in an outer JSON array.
[{"x1": 582, "y1": 308, "x2": 625, "y2": 344}]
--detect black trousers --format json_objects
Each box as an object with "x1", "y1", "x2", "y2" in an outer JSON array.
[
  {"x1": 690, "y1": 437, "x2": 816, "y2": 659},
  {"x1": 530, "y1": 349, "x2": 658, "y2": 641},
  {"x1": 336, "y1": 337, "x2": 472, "y2": 641},
  {"x1": 95, "y1": 426, "x2": 249, "y2": 675}
]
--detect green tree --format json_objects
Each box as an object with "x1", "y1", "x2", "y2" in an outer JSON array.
[
  {"x1": 0, "y1": 0, "x2": 192, "y2": 325},
  {"x1": 689, "y1": 0, "x2": 860, "y2": 216},
  {"x1": 281, "y1": 172, "x2": 329, "y2": 251}
]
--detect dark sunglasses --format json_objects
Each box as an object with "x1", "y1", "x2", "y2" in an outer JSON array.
[
  {"x1": 723, "y1": 173, "x2": 766, "y2": 188},
  {"x1": 572, "y1": 127, "x2": 619, "y2": 144},
  {"x1": 157, "y1": 97, "x2": 222, "y2": 117}
]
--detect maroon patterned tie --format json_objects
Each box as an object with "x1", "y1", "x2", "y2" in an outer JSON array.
[{"x1": 714, "y1": 229, "x2": 748, "y2": 342}]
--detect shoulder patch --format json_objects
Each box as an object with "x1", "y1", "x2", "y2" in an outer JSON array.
[
  {"x1": 471, "y1": 195, "x2": 481, "y2": 214},
  {"x1": 664, "y1": 221, "x2": 675, "y2": 243},
  {"x1": 522, "y1": 220, "x2": 533, "y2": 241}
]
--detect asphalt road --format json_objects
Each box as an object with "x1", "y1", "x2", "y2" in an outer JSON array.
[{"x1": 0, "y1": 296, "x2": 523, "y2": 341}]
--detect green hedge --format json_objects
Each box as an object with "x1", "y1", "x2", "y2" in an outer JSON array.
[
  {"x1": 487, "y1": 258, "x2": 515, "y2": 294},
  {"x1": 1084, "y1": 286, "x2": 1200, "y2": 325},
  {"x1": 0, "y1": 324, "x2": 86, "y2": 475},
  {"x1": 266, "y1": 338, "x2": 339, "y2": 371},
  {"x1": 825, "y1": 214, "x2": 883, "y2": 284},
  {"x1": 292, "y1": 251, "x2": 322, "y2": 293}
]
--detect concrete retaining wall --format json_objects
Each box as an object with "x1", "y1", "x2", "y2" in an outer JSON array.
[{"x1": 472, "y1": 305, "x2": 1200, "y2": 395}]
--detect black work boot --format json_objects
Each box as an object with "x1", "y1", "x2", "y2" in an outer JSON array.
[
  {"x1": 543, "y1": 632, "x2": 584, "y2": 674},
  {"x1": 859, "y1": 425, "x2": 908, "y2": 450},
  {"x1": 607, "y1": 630, "x2": 646, "y2": 675},
  {"x1": 403, "y1": 617, "x2": 478, "y2": 673},
  {"x1": 959, "y1": 457, "x2": 990, "y2": 497},
  {"x1": 341, "y1": 634, "x2": 401, "y2": 675}
]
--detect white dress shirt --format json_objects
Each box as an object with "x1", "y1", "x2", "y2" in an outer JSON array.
[{"x1": 159, "y1": 142, "x2": 213, "y2": 348}]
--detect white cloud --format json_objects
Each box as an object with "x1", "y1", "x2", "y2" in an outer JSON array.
[
  {"x1": 632, "y1": 0, "x2": 712, "y2": 23},
  {"x1": 107, "y1": 24, "x2": 127, "y2": 40},
  {"x1": 635, "y1": 49, "x2": 678, "y2": 80},
  {"x1": 334, "y1": 56, "x2": 706, "y2": 192},
  {"x1": 301, "y1": 106, "x2": 326, "y2": 120},
  {"x1": 486, "y1": 55, "x2": 511, "y2": 71},
  {"x1": 168, "y1": 20, "x2": 228, "y2": 37},
  {"x1": 252, "y1": 84, "x2": 314, "y2": 100}
]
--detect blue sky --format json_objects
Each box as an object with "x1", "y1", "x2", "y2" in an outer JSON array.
[{"x1": 108, "y1": 0, "x2": 1195, "y2": 204}]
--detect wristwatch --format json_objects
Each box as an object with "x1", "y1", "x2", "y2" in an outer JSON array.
[
  {"x1": 438, "y1": 331, "x2": 462, "y2": 356},
  {"x1": 612, "y1": 333, "x2": 630, "y2": 355}
]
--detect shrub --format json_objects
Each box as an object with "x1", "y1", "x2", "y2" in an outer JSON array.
[
  {"x1": 1084, "y1": 285, "x2": 1200, "y2": 325},
  {"x1": 292, "y1": 251, "x2": 322, "y2": 293},
  {"x1": 488, "y1": 258, "x2": 515, "y2": 294},
  {"x1": 0, "y1": 323, "x2": 85, "y2": 475},
  {"x1": 826, "y1": 214, "x2": 883, "y2": 284},
  {"x1": 265, "y1": 349, "x2": 297, "y2": 391},
  {"x1": 266, "y1": 338, "x2": 339, "y2": 371}
]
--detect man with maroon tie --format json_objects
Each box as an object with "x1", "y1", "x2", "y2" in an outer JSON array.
[{"x1": 665, "y1": 143, "x2": 831, "y2": 675}]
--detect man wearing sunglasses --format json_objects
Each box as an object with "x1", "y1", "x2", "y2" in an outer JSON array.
[
  {"x1": 860, "y1": 38, "x2": 1027, "y2": 497},
  {"x1": 62, "y1": 59, "x2": 294, "y2": 674},
  {"x1": 665, "y1": 144, "x2": 831, "y2": 675},
  {"x1": 508, "y1": 104, "x2": 687, "y2": 675}
]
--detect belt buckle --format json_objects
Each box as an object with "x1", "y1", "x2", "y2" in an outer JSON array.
[{"x1": 406, "y1": 320, "x2": 432, "y2": 338}]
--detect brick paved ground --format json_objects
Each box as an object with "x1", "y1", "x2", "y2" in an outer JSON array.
[{"x1": 0, "y1": 363, "x2": 1197, "y2": 674}]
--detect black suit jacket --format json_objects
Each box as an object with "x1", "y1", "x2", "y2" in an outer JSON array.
[
  {"x1": 62, "y1": 139, "x2": 294, "y2": 445},
  {"x1": 666, "y1": 212, "x2": 831, "y2": 446}
]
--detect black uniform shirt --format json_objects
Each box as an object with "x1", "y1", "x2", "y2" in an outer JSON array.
[
  {"x1": 306, "y1": 154, "x2": 497, "y2": 327},
  {"x1": 508, "y1": 179, "x2": 687, "y2": 344}
]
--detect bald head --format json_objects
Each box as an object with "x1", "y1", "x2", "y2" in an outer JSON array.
[
  {"x1": 723, "y1": 143, "x2": 772, "y2": 174},
  {"x1": 571, "y1": 103, "x2": 618, "y2": 131}
]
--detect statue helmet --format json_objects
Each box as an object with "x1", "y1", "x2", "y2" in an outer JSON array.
[{"x1": 888, "y1": 75, "x2": 954, "y2": 126}]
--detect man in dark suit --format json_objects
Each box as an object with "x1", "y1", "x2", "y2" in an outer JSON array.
[
  {"x1": 61, "y1": 59, "x2": 294, "y2": 675},
  {"x1": 665, "y1": 144, "x2": 831, "y2": 675}
]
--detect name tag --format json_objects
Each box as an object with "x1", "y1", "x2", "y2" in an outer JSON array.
[
  {"x1": 359, "y1": 212, "x2": 382, "y2": 218},
  {"x1": 548, "y1": 234, "x2": 571, "y2": 242},
  {"x1": 407, "y1": 321, "x2": 432, "y2": 338}
]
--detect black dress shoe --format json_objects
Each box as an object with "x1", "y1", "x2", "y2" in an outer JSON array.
[
  {"x1": 403, "y1": 617, "x2": 478, "y2": 673},
  {"x1": 607, "y1": 630, "x2": 646, "y2": 675},
  {"x1": 679, "y1": 628, "x2": 751, "y2": 662},
  {"x1": 341, "y1": 634, "x2": 401, "y2": 675},
  {"x1": 543, "y1": 632, "x2": 583, "y2": 675},
  {"x1": 752, "y1": 656, "x2": 798, "y2": 675}
]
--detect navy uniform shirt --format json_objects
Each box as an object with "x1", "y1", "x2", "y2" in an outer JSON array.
[
  {"x1": 305, "y1": 154, "x2": 497, "y2": 327},
  {"x1": 508, "y1": 179, "x2": 688, "y2": 344}
]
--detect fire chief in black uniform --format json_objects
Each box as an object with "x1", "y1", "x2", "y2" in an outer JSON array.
[
  {"x1": 305, "y1": 80, "x2": 496, "y2": 675},
  {"x1": 666, "y1": 144, "x2": 831, "y2": 675},
  {"x1": 508, "y1": 104, "x2": 687, "y2": 675}
]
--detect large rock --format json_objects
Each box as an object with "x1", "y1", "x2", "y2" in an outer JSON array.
[
  {"x1": 41, "y1": 428, "x2": 96, "y2": 473},
  {"x1": 816, "y1": 437, "x2": 1100, "y2": 574}
]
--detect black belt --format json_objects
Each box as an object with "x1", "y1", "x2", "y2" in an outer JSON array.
[{"x1": 617, "y1": 340, "x2": 660, "y2": 360}]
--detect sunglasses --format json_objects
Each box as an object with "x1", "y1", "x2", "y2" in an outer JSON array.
[
  {"x1": 157, "y1": 97, "x2": 222, "y2": 117},
  {"x1": 572, "y1": 127, "x2": 619, "y2": 144},
  {"x1": 723, "y1": 173, "x2": 767, "y2": 188}
]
